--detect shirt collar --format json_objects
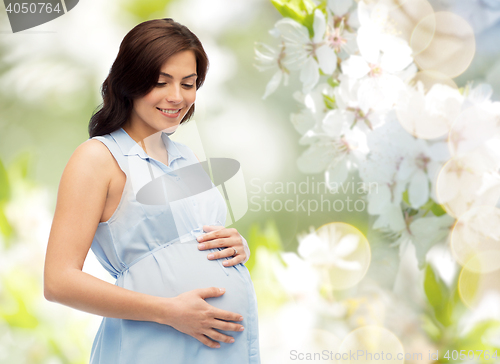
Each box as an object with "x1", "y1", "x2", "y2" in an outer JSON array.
[{"x1": 111, "y1": 127, "x2": 185, "y2": 165}]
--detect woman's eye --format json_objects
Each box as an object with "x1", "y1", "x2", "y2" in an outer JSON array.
[{"x1": 156, "y1": 82, "x2": 194, "y2": 88}]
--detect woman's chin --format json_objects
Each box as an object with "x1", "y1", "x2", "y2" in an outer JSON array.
[{"x1": 162, "y1": 124, "x2": 179, "y2": 134}]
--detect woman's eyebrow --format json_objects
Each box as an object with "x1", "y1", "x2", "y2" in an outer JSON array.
[{"x1": 159, "y1": 72, "x2": 197, "y2": 79}]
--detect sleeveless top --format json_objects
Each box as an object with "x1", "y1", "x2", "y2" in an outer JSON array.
[
  {"x1": 87, "y1": 127, "x2": 260, "y2": 364},
  {"x1": 90, "y1": 127, "x2": 229, "y2": 278}
]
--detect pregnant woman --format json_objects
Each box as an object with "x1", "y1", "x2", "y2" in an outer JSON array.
[{"x1": 43, "y1": 18, "x2": 260, "y2": 364}]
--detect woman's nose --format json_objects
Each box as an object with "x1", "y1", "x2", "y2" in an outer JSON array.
[{"x1": 166, "y1": 85, "x2": 182, "y2": 104}]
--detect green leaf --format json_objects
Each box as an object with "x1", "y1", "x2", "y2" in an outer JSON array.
[
  {"x1": 246, "y1": 220, "x2": 284, "y2": 272},
  {"x1": 402, "y1": 190, "x2": 410, "y2": 205},
  {"x1": 270, "y1": 0, "x2": 318, "y2": 36},
  {"x1": 323, "y1": 93, "x2": 336, "y2": 110},
  {"x1": 420, "y1": 198, "x2": 434, "y2": 210},
  {"x1": 424, "y1": 264, "x2": 444, "y2": 307},
  {"x1": 430, "y1": 202, "x2": 447, "y2": 216},
  {"x1": 271, "y1": 0, "x2": 306, "y2": 23},
  {"x1": 327, "y1": 77, "x2": 340, "y2": 89},
  {"x1": 421, "y1": 314, "x2": 441, "y2": 341},
  {"x1": 424, "y1": 263, "x2": 453, "y2": 327},
  {"x1": 418, "y1": 197, "x2": 447, "y2": 217},
  {"x1": 303, "y1": 12, "x2": 316, "y2": 37}
]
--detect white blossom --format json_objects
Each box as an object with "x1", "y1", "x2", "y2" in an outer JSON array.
[
  {"x1": 273, "y1": 9, "x2": 337, "y2": 93},
  {"x1": 395, "y1": 81, "x2": 463, "y2": 139},
  {"x1": 297, "y1": 226, "x2": 362, "y2": 271},
  {"x1": 254, "y1": 41, "x2": 289, "y2": 99}
]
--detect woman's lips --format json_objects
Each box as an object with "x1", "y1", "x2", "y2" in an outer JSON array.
[{"x1": 157, "y1": 107, "x2": 182, "y2": 118}]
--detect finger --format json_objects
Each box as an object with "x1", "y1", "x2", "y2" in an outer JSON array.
[
  {"x1": 222, "y1": 256, "x2": 244, "y2": 267},
  {"x1": 197, "y1": 228, "x2": 229, "y2": 243},
  {"x1": 197, "y1": 287, "x2": 226, "y2": 299},
  {"x1": 213, "y1": 308, "x2": 244, "y2": 323},
  {"x1": 202, "y1": 224, "x2": 224, "y2": 231},
  {"x1": 196, "y1": 334, "x2": 221, "y2": 349},
  {"x1": 212, "y1": 319, "x2": 245, "y2": 333},
  {"x1": 224, "y1": 247, "x2": 237, "y2": 258},
  {"x1": 204, "y1": 328, "x2": 235, "y2": 344},
  {"x1": 204, "y1": 246, "x2": 233, "y2": 259},
  {"x1": 198, "y1": 238, "x2": 227, "y2": 250}
]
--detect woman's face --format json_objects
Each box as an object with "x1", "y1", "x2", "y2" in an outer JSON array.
[{"x1": 129, "y1": 50, "x2": 197, "y2": 134}]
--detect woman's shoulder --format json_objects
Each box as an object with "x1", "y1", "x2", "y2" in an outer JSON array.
[
  {"x1": 54, "y1": 138, "x2": 114, "y2": 213},
  {"x1": 77, "y1": 137, "x2": 115, "y2": 167},
  {"x1": 63, "y1": 137, "x2": 117, "y2": 182}
]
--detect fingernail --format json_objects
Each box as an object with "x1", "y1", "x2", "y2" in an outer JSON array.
[
  {"x1": 239, "y1": 326, "x2": 245, "y2": 331},
  {"x1": 219, "y1": 288, "x2": 225, "y2": 293},
  {"x1": 197, "y1": 236, "x2": 201, "y2": 241},
  {"x1": 207, "y1": 254, "x2": 214, "y2": 259},
  {"x1": 198, "y1": 243, "x2": 205, "y2": 249},
  {"x1": 215, "y1": 344, "x2": 220, "y2": 348},
  {"x1": 223, "y1": 261, "x2": 229, "y2": 266},
  {"x1": 239, "y1": 316, "x2": 243, "y2": 321},
  {"x1": 229, "y1": 338, "x2": 235, "y2": 343}
]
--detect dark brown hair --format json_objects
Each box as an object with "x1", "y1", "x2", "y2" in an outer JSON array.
[{"x1": 88, "y1": 18, "x2": 209, "y2": 137}]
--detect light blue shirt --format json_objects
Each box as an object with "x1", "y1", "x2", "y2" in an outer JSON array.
[{"x1": 88, "y1": 127, "x2": 260, "y2": 364}]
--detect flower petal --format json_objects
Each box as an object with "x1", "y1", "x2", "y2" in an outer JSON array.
[
  {"x1": 275, "y1": 18, "x2": 310, "y2": 45},
  {"x1": 262, "y1": 69, "x2": 283, "y2": 99},
  {"x1": 333, "y1": 259, "x2": 362, "y2": 271},
  {"x1": 409, "y1": 169, "x2": 429, "y2": 209},
  {"x1": 341, "y1": 55, "x2": 370, "y2": 79},
  {"x1": 325, "y1": 158, "x2": 349, "y2": 185},
  {"x1": 300, "y1": 57, "x2": 320, "y2": 93},
  {"x1": 297, "y1": 143, "x2": 332, "y2": 174},
  {"x1": 316, "y1": 44, "x2": 337, "y2": 75},
  {"x1": 379, "y1": 35, "x2": 413, "y2": 73},
  {"x1": 328, "y1": 0, "x2": 353, "y2": 16},
  {"x1": 357, "y1": 25, "x2": 380, "y2": 64},
  {"x1": 313, "y1": 8, "x2": 326, "y2": 43},
  {"x1": 333, "y1": 234, "x2": 359, "y2": 257}
]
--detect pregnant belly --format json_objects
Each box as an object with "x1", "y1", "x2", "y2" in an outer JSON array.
[{"x1": 116, "y1": 239, "x2": 253, "y2": 336}]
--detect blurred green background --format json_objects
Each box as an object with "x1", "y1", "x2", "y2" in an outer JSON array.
[{"x1": 1, "y1": 0, "x2": 500, "y2": 363}]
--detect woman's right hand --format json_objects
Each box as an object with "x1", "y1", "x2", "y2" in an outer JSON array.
[{"x1": 157, "y1": 287, "x2": 245, "y2": 348}]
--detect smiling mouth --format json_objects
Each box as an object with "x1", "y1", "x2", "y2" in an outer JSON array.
[{"x1": 157, "y1": 107, "x2": 182, "y2": 114}]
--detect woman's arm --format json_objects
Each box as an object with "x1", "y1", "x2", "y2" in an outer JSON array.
[
  {"x1": 44, "y1": 140, "x2": 243, "y2": 348},
  {"x1": 44, "y1": 140, "x2": 159, "y2": 320}
]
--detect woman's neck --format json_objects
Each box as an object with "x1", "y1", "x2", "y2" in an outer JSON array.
[{"x1": 122, "y1": 122, "x2": 166, "y2": 157}]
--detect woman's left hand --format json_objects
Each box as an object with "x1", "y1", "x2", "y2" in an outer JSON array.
[{"x1": 197, "y1": 225, "x2": 250, "y2": 266}]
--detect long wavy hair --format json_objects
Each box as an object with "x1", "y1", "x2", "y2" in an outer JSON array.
[{"x1": 88, "y1": 18, "x2": 209, "y2": 137}]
